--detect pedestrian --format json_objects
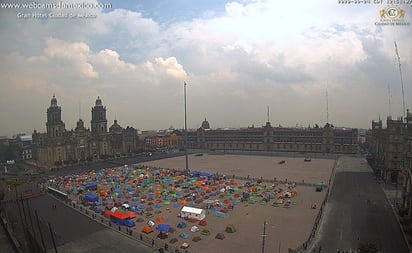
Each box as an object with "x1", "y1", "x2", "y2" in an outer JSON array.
[
  {"x1": 151, "y1": 239, "x2": 155, "y2": 248},
  {"x1": 318, "y1": 245, "x2": 322, "y2": 253}
]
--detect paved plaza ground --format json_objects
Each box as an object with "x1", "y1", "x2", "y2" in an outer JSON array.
[{"x1": 130, "y1": 154, "x2": 335, "y2": 253}]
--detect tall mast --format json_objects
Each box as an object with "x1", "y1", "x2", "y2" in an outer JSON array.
[
  {"x1": 394, "y1": 41, "x2": 406, "y2": 119},
  {"x1": 326, "y1": 88, "x2": 329, "y2": 124},
  {"x1": 388, "y1": 83, "x2": 392, "y2": 117}
]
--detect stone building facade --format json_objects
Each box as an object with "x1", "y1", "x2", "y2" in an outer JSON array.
[
  {"x1": 400, "y1": 110, "x2": 412, "y2": 216},
  {"x1": 369, "y1": 114, "x2": 408, "y2": 183},
  {"x1": 32, "y1": 96, "x2": 138, "y2": 166},
  {"x1": 187, "y1": 119, "x2": 358, "y2": 154}
]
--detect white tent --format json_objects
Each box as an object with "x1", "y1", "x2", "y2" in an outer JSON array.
[
  {"x1": 180, "y1": 206, "x2": 206, "y2": 221},
  {"x1": 190, "y1": 226, "x2": 199, "y2": 232}
]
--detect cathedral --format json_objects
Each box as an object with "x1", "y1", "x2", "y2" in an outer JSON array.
[{"x1": 32, "y1": 95, "x2": 138, "y2": 166}]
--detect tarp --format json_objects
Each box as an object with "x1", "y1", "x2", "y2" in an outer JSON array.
[
  {"x1": 85, "y1": 193, "x2": 98, "y2": 202},
  {"x1": 142, "y1": 226, "x2": 153, "y2": 234},
  {"x1": 157, "y1": 224, "x2": 171, "y2": 233},
  {"x1": 105, "y1": 211, "x2": 135, "y2": 220},
  {"x1": 85, "y1": 183, "x2": 97, "y2": 190}
]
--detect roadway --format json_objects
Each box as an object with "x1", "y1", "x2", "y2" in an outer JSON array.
[{"x1": 311, "y1": 156, "x2": 410, "y2": 253}]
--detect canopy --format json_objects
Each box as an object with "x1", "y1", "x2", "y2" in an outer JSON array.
[
  {"x1": 157, "y1": 224, "x2": 171, "y2": 233},
  {"x1": 142, "y1": 226, "x2": 153, "y2": 234},
  {"x1": 85, "y1": 193, "x2": 98, "y2": 202}
]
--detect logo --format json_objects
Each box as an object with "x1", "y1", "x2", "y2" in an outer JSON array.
[{"x1": 376, "y1": 6, "x2": 409, "y2": 26}]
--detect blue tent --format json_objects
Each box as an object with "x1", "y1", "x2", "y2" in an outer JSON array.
[
  {"x1": 200, "y1": 173, "x2": 213, "y2": 179},
  {"x1": 85, "y1": 193, "x2": 98, "y2": 202},
  {"x1": 179, "y1": 233, "x2": 188, "y2": 239},
  {"x1": 190, "y1": 171, "x2": 200, "y2": 177},
  {"x1": 157, "y1": 224, "x2": 171, "y2": 233},
  {"x1": 177, "y1": 221, "x2": 187, "y2": 228},
  {"x1": 85, "y1": 183, "x2": 97, "y2": 191}
]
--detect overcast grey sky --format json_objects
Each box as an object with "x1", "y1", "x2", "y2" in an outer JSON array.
[{"x1": 0, "y1": 0, "x2": 411, "y2": 137}]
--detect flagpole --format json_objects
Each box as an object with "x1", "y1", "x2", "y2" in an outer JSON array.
[{"x1": 184, "y1": 82, "x2": 189, "y2": 174}]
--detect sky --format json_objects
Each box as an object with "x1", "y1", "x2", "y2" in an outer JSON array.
[{"x1": 0, "y1": 0, "x2": 411, "y2": 137}]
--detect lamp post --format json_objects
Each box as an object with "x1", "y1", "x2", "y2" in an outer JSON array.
[
  {"x1": 184, "y1": 82, "x2": 189, "y2": 174},
  {"x1": 261, "y1": 221, "x2": 267, "y2": 253}
]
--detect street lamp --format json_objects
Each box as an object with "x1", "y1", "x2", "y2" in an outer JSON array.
[{"x1": 261, "y1": 221, "x2": 267, "y2": 253}]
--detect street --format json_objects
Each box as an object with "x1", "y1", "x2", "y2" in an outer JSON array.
[{"x1": 311, "y1": 156, "x2": 410, "y2": 252}]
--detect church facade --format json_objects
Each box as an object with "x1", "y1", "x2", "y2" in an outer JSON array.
[{"x1": 32, "y1": 96, "x2": 138, "y2": 166}]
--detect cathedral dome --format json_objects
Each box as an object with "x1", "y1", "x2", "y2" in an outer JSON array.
[
  {"x1": 201, "y1": 118, "x2": 210, "y2": 129},
  {"x1": 109, "y1": 120, "x2": 123, "y2": 133}
]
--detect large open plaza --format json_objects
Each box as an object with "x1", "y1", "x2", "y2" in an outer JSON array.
[{"x1": 49, "y1": 153, "x2": 335, "y2": 253}]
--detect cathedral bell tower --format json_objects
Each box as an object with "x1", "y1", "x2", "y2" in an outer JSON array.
[
  {"x1": 46, "y1": 95, "x2": 66, "y2": 138},
  {"x1": 91, "y1": 96, "x2": 107, "y2": 136}
]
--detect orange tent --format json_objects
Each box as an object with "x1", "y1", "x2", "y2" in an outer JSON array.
[
  {"x1": 180, "y1": 200, "x2": 188, "y2": 205},
  {"x1": 142, "y1": 226, "x2": 153, "y2": 234},
  {"x1": 156, "y1": 217, "x2": 164, "y2": 223}
]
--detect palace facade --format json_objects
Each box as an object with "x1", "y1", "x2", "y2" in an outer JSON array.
[
  {"x1": 32, "y1": 96, "x2": 138, "y2": 166},
  {"x1": 187, "y1": 119, "x2": 359, "y2": 154}
]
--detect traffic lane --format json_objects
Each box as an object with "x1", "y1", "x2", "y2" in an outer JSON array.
[
  {"x1": 28, "y1": 195, "x2": 152, "y2": 253},
  {"x1": 29, "y1": 196, "x2": 105, "y2": 243},
  {"x1": 319, "y1": 170, "x2": 409, "y2": 253}
]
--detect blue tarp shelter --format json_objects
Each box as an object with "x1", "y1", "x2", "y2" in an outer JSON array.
[
  {"x1": 85, "y1": 193, "x2": 99, "y2": 202},
  {"x1": 85, "y1": 183, "x2": 97, "y2": 191}
]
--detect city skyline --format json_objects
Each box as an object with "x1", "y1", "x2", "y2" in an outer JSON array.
[{"x1": 1, "y1": 0, "x2": 411, "y2": 137}]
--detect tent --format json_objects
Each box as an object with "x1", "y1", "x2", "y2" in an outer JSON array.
[
  {"x1": 180, "y1": 206, "x2": 206, "y2": 221},
  {"x1": 215, "y1": 233, "x2": 225, "y2": 240},
  {"x1": 157, "y1": 224, "x2": 171, "y2": 233},
  {"x1": 181, "y1": 242, "x2": 190, "y2": 249},
  {"x1": 85, "y1": 183, "x2": 97, "y2": 191},
  {"x1": 85, "y1": 193, "x2": 99, "y2": 202},
  {"x1": 179, "y1": 233, "x2": 188, "y2": 239},
  {"x1": 316, "y1": 182, "x2": 323, "y2": 192},
  {"x1": 190, "y1": 226, "x2": 199, "y2": 233},
  {"x1": 142, "y1": 226, "x2": 153, "y2": 234},
  {"x1": 225, "y1": 224, "x2": 236, "y2": 233},
  {"x1": 177, "y1": 221, "x2": 187, "y2": 229},
  {"x1": 198, "y1": 220, "x2": 207, "y2": 226},
  {"x1": 200, "y1": 229, "x2": 210, "y2": 236}
]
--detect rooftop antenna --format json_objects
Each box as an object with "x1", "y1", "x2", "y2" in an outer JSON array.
[
  {"x1": 326, "y1": 87, "x2": 329, "y2": 124},
  {"x1": 394, "y1": 41, "x2": 406, "y2": 119},
  {"x1": 267, "y1": 105, "x2": 270, "y2": 123},
  {"x1": 387, "y1": 83, "x2": 392, "y2": 117},
  {"x1": 79, "y1": 100, "x2": 82, "y2": 119}
]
